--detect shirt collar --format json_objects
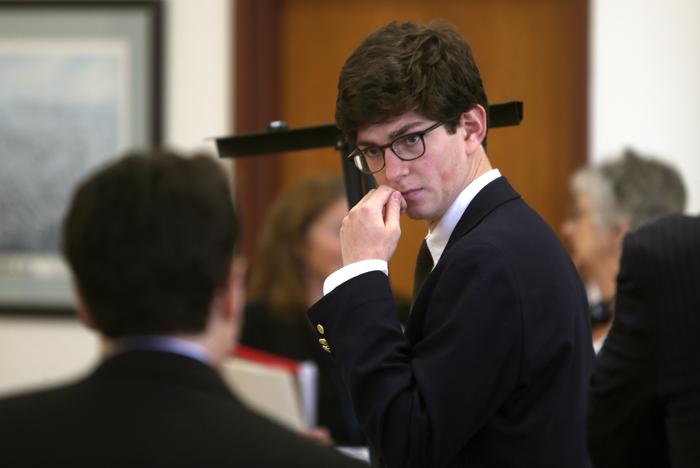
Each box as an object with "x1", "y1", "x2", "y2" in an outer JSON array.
[
  {"x1": 425, "y1": 169, "x2": 501, "y2": 266},
  {"x1": 110, "y1": 335, "x2": 213, "y2": 366}
]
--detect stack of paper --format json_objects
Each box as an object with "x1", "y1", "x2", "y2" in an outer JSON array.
[{"x1": 220, "y1": 345, "x2": 318, "y2": 432}]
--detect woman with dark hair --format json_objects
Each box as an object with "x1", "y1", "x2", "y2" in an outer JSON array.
[
  {"x1": 247, "y1": 175, "x2": 347, "y2": 316},
  {"x1": 240, "y1": 174, "x2": 362, "y2": 444}
]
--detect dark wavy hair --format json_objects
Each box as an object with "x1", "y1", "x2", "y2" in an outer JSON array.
[
  {"x1": 336, "y1": 20, "x2": 488, "y2": 141},
  {"x1": 62, "y1": 151, "x2": 238, "y2": 338}
]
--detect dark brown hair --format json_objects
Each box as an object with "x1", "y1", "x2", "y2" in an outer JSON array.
[
  {"x1": 63, "y1": 151, "x2": 238, "y2": 338},
  {"x1": 248, "y1": 175, "x2": 345, "y2": 317},
  {"x1": 336, "y1": 20, "x2": 488, "y2": 141}
]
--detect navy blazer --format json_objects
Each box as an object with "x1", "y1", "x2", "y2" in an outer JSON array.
[
  {"x1": 588, "y1": 215, "x2": 700, "y2": 467},
  {"x1": 0, "y1": 349, "x2": 365, "y2": 467},
  {"x1": 308, "y1": 177, "x2": 594, "y2": 468}
]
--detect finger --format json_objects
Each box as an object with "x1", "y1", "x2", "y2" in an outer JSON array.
[
  {"x1": 398, "y1": 193, "x2": 407, "y2": 213},
  {"x1": 362, "y1": 185, "x2": 397, "y2": 211},
  {"x1": 357, "y1": 188, "x2": 376, "y2": 204},
  {"x1": 347, "y1": 188, "x2": 377, "y2": 214},
  {"x1": 384, "y1": 191, "x2": 402, "y2": 230}
]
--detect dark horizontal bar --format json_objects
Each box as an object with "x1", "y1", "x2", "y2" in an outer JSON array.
[
  {"x1": 215, "y1": 101, "x2": 523, "y2": 158},
  {"x1": 216, "y1": 124, "x2": 341, "y2": 158},
  {"x1": 0, "y1": 304, "x2": 76, "y2": 319},
  {"x1": 488, "y1": 101, "x2": 523, "y2": 128}
]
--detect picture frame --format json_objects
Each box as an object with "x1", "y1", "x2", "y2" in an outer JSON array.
[{"x1": 0, "y1": 1, "x2": 163, "y2": 316}]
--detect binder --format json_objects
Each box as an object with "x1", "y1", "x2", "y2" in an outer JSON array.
[{"x1": 220, "y1": 344, "x2": 318, "y2": 432}]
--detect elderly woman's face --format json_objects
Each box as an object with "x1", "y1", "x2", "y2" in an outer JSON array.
[
  {"x1": 562, "y1": 193, "x2": 616, "y2": 280},
  {"x1": 303, "y1": 198, "x2": 348, "y2": 282}
]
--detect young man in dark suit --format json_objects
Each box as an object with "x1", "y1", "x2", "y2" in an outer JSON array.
[
  {"x1": 0, "y1": 152, "x2": 365, "y2": 467},
  {"x1": 306, "y1": 21, "x2": 594, "y2": 467},
  {"x1": 588, "y1": 214, "x2": 700, "y2": 467}
]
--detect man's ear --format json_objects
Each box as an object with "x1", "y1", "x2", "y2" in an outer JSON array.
[
  {"x1": 72, "y1": 282, "x2": 97, "y2": 330},
  {"x1": 460, "y1": 105, "x2": 488, "y2": 153}
]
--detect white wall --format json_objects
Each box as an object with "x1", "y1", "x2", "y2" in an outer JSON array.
[
  {"x1": 164, "y1": 0, "x2": 232, "y2": 152},
  {"x1": 0, "y1": 0, "x2": 232, "y2": 396},
  {"x1": 591, "y1": 0, "x2": 700, "y2": 213},
  {"x1": 0, "y1": 317, "x2": 100, "y2": 395}
]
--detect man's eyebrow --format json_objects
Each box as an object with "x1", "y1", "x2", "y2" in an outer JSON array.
[
  {"x1": 389, "y1": 122, "x2": 425, "y2": 139},
  {"x1": 356, "y1": 121, "x2": 426, "y2": 147}
]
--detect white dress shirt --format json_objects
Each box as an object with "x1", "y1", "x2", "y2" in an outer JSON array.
[{"x1": 323, "y1": 169, "x2": 502, "y2": 295}]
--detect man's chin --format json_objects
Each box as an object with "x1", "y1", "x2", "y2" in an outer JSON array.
[{"x1": 404, "y1": 205, "x2": 428, "y2": 221}]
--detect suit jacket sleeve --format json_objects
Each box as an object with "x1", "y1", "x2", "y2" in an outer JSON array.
[
  {"x1": 308, "y1": 241, "x2": 522, "y2": 468},
  {"x1": 587, "y1": 232, "x2": 664, "y2": 468}
]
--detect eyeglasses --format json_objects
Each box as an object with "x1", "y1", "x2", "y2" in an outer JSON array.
[{"x1": 348, "y1": 122, "x2": 444, "y2": 174}]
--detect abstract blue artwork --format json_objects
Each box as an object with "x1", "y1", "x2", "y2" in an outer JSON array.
[
  {"x1": 0, "y1": 42, "x2": 126, "y2": 253},
  {"x1": 0, "y1": 2, "x2": 161, "y2": 311}
]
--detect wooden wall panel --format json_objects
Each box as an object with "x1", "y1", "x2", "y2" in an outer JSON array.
[
  {"x1": 234, "y1": 0, "x2": 282, "y2": 264},
  {"x1": 244, "y1": 0, "x2": 587, "y2": 299}
]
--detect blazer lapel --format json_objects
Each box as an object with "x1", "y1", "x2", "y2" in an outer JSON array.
[
  {"x1": 443, "y1": 177, "x2": 521, "y2": 256},
  {"x1": 406, "y1": 177, "x2": 521, "y2": 339}
]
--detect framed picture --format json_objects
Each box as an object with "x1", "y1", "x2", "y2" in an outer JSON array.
[{"x1": 0, "y1": 1, "x2": 162, "y2": 315}]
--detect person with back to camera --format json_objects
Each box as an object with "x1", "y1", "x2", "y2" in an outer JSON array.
[
  {"x1": 562, "y1": 149, "x2": 686, "y2": 350},
  {"x1": 305, "y1": 20, "x2": 594, "y2": 468},
  {"x1": 0, "y1": 151, "x2": 366, "y2": 467},
  {"x1": 587, "y1": 213, "x2": 700, "y2": 467}
]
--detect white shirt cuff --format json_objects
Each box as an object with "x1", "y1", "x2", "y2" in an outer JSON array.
[{"x1": 323, "y1": 259, "x2": 389, "y2": 295}]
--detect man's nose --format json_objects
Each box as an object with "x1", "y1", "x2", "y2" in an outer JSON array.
[{"x1": 383, "y1": 151, "x2": 408, "y2": 183}]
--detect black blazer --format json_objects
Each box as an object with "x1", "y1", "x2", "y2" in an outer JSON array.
[
  {"x1": 307, "y1": 177, "x2": 594, "y2": 468},
  {"x1": 587, "y1": 214, "x2": 700, "y2": 468},
  {"x1": 0, "y1": 349, "x2": 366, "y2": 467}
]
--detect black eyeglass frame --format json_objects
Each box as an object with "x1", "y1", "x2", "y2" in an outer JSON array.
[{"x1": 347, "y1": 121, "x2": 444, "y2": 174}]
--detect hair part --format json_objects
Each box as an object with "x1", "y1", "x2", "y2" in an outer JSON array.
[{"x1": 63, "y1": 151, "x2": 238, "y2": 338}]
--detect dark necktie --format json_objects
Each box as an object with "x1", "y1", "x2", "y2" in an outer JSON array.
[{"x1": 412, "y1": 239, "x2": 434, "y2": 303}]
